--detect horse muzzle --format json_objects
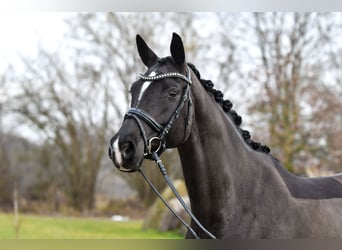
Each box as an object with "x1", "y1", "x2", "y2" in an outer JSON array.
[{"x1": 108, "y1": 133, "x2": 144, "y2": 172}]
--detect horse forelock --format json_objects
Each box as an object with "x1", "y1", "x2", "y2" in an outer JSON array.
[
  {"x1": 187, "y1": 63, "x2": 271, "y2": 154},
  {"x1": 156, "y1": 56, "x2": 173, "y2": 65}
]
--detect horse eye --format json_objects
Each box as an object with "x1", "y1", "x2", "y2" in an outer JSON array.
[{"x1": 168, "y1": 89, "x2": 180, "y2": 98}]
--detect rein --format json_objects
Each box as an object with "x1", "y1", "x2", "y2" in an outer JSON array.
[{"x1": 123, "y1": 67, "x2": 216, "y2": 239}]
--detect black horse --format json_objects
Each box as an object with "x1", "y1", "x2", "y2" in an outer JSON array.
[{"x1": 109, "y1": 33, "x2": 342, "y2": 238}]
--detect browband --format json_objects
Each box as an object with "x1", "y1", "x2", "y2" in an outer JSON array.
[{"x1": 138, "y1": 66, "x2": 192, "y2": 85}]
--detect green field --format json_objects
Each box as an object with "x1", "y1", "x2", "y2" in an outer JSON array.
[{"x1": 0, "y1": 213, "x2": 183, "y2": 239}]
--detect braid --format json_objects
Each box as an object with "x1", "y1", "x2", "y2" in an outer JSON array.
[{"x1": 187, "y1": 63, "x2": 270, "y2": 154}]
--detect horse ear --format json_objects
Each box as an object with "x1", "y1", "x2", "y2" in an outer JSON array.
[
  {"x1": 170, "y1": 33, "x2": 185, "y2": 67},
  {"x1": 136, "y1": 34, "x2": 158, "y2": 67}
]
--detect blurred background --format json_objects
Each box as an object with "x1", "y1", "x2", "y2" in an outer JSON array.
[{"x1": 0, "y1": 12, "x2": 342, "y2": 238}]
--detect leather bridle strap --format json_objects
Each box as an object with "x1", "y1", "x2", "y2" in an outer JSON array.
[
  {"x1": 139, "y1": 152, "x2": 216, "y2": 239},
  {"x1": 125, "y1": 108, "x2": 163, "y2": 134},
  {"x1": 138, "y1": 168, "x2": 200, "y2": 239}
]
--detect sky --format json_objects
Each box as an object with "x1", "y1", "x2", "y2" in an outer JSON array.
[
  {"x1": 0, "y1": 12, "x2": 67, "y2": 70},
  {"x1": 0, "y1": 12, "x2": 69, "y2": 141}
]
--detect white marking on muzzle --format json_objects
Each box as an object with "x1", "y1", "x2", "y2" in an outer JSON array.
[
  {"x1": 113, "y1": 137, "x2": 122, "y2": 166},
  {"x1": 137, "y1": 71, "x2": 156, "y2": 103}
]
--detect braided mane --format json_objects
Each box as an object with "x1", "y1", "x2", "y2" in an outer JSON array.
[{"x1": 187, "y1": 63, "x2": 270, "y2": 154}]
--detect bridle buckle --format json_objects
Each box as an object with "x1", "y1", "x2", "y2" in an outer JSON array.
[{"x1": 145, "y1": 136, "x2": 163, "y2": 156}]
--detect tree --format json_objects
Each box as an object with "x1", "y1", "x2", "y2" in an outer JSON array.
[
  {"x1": 244, "y1": 13, "x2": 341, "y2": 173},
  {"x1": 0, "y1": 71, "x2": 13, "y2": 207},
  {"x1": 11, "y1": 45, "x2": 111, "y2": 211}
]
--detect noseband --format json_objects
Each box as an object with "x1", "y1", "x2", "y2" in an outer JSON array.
[
  {"x1": 124, "y1": 66, "x2": 192, "y2": 159},
  {"x1": 119, "y1": 66, "x2": 216, "y2": 239}
]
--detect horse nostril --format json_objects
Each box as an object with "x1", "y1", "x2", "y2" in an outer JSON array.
[
  {"x1": 108, "y1": 147, "x2": 113, "y2": 159},
  {"x1": 120, "y1": 141, "x2": 135, "y2": 161},
  {"x1": 108, "y1": 146, "x2": 116, "y2": 161}
]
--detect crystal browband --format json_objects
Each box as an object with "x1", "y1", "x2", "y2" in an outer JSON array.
[{"x1": 138, "y1": 67, "x2": 192, "y2": 84}]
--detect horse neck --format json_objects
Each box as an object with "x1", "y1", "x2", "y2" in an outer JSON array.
[{"x1": 177, "y1": 79, "x2": 267, "y2": 229}]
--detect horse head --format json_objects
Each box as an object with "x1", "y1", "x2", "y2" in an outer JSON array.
[{"x1": 109, "y1": 33, "x2": 193, "y2": 172}]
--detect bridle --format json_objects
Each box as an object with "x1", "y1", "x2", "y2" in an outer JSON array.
[
  {"x1": 120, "y1": 66, "x2": 216, "y2": 239},
  {"x1": 124, "y1": 66, "x2": 193, "y2": 159}
]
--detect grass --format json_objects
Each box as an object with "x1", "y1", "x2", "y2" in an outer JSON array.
[{"x1": 0, "y1": 213, "x2": 183, "y2": 239}]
